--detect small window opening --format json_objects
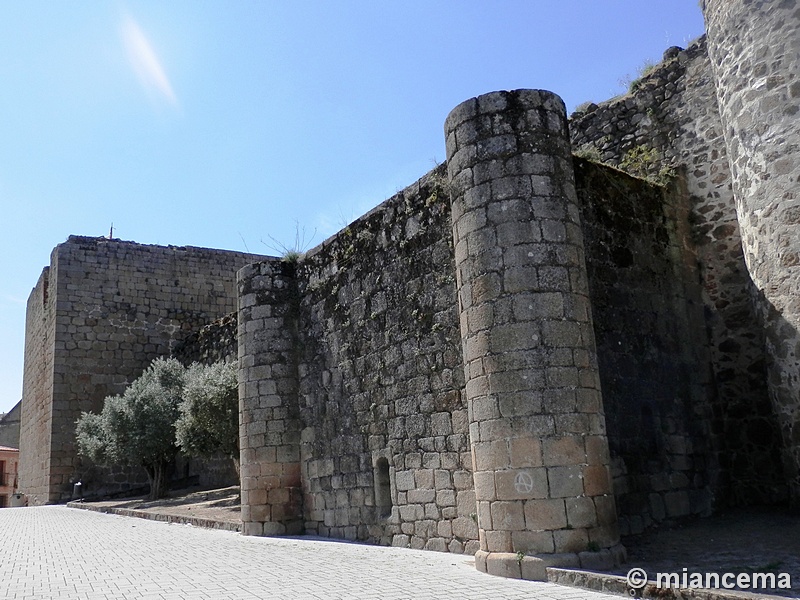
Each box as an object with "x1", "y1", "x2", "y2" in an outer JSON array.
[{"x1": 375, "y1": 457, "x2": 392, "y2": 517}]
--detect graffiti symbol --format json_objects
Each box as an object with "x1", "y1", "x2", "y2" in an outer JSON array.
[{"x1": 514, "y1": 471, "x2": 535, "y2": 494}]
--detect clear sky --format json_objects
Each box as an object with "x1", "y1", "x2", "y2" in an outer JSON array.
[{"x1": 0, "y1": 1, "x2": 706, "y2": 414}]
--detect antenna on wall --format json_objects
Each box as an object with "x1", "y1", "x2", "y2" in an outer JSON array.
[{"x1": 108, "y1": 223, "x2": 114, "y2": 239}]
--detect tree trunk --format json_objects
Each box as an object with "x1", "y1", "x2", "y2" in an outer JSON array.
[
  {"x1": 144, "y1": 460, "x2": 169, "y2": 500},
  {"x1": 232, "y1": 454, "x2": 240, "y2": 478}
]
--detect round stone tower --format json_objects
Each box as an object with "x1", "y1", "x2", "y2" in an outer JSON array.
[
  {"x1": 702, "y1": 0, "x2": 800, "y2": 505},
  {"x1": 444, "y1": 90, "x2": 624, "y2": 579},
  {"x1": 237, "y1": 260, "x2": 304, "y2": 536}
]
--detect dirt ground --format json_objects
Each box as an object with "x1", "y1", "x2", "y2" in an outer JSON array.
[{"x1": 75, "y1": 485, "x2": 241, "y2": 527}]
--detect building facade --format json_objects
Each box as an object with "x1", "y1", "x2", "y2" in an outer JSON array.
[{"x1": 0, "y1": 446, "x2": 19, "y2": 508}]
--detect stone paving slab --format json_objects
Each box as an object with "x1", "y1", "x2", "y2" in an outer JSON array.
[
  {"x1": 63, "y1": 496, "x2": 800, "y2": 600},
  {"x1": 612, "y1": 507, "x2": 799, "y2": 600},
  {"x1": 62, "y1": 490, "x2": 800, "y2": 600},
  {"x1": 0, "y1": 506, "x2": 620, "y2": 600}
]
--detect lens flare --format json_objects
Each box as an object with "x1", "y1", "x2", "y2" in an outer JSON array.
[{"x1": 121, "y1": 15, "x2": 178, "y2": 108}]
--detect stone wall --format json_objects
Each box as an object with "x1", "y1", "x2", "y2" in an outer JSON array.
[
  {"x1": 570, "y1": 37, "x2": 785, "y2": 505},
  {"x1": 15, "y1": 3, "x2": 800, "y2": 578},
  {"x1": 237, "y1": 88, "x2": 756, "y2": 578},
  {"x1": 18, "y1": 236, "x2": 267, "y2": 504},
  {"x1": 444, "y1": 91, "x2": 622, "y2": 577},
  {"x1": 703, "y1": 0, "x2": 800, "y2": 507},
  {"x1": 575, "y1": 158, "x2": 716, "y2": 535},
  {"x1": 238, "y1": 259, "x2": 305, "y2": 536},
  {"x1": 238, "y1": 166, "x2": 478, "y2": 549},
  {"x1": 173, "y1": 312, "x2": 238, "y2": 366},
  {"x1": 297, "y1": 165, "x2": 471, "y2": 551},
  {"x1": 18, "y1": 267, "x2": 56, "y2": 505}
]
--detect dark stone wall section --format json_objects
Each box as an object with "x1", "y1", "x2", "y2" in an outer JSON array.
[
  {"x1": 575, "y1": 158, "x2": 718, "y2": 535},
  {"x1": 570, "y1": 37, "x2": 785, "y2": 506},
  {"x1": 292, "y1": 166, "x2": 474, "y2": 552}
]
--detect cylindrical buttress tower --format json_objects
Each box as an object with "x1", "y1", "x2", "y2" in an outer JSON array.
[
  {"x1": 444, "y1": 89, "x2": 624, "y2": 579},
  {"x1": 238, "y1": 260, "x2": 304, "y2": 536},
  {"x1": 703, "y1": 0, "x2": 800, "y2": 505}
]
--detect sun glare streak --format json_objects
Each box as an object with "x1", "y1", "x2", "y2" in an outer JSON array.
[{"x1": 121, "y1": 15, "x2": 178, "y2": 108}]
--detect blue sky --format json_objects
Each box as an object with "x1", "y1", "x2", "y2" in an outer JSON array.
[{"x1": 0, "y1": 2, "x2": 706, "y2": 413}]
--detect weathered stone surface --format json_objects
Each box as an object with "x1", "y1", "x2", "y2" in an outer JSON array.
[
  {"x1": 445, "y1": 89, "x2": 621, "y2": 567},
  {"x1": 18, "y1": 237, "x2": 266, "y2": 504},
  {"x1": 570, "y1": 31, "x2": 786, "y2": 524},
  {"x1": 17, "y1": 7, "x2": 800, "y2": 583},
  {"x1": 705, "y1": 0, "x2": 800, "y2": 508}
]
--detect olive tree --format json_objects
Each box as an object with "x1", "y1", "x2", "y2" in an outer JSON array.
[
  {"x1": 76, "y1": 357, "x2": 186, "y2": 500},
  {"x1": 175, "y1": 360, "x2": 240, "y2": 475}
]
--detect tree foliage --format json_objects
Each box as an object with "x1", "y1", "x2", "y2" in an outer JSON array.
[
  {"x1": 175, "y1": 360, "x2": 239, "y2": 473},
  {"x1": 76, "y1": 357, "x2": 241, "y2": 501},
  {"x1": 76, "y1": 357, "x2": 186, "y2": 500}
]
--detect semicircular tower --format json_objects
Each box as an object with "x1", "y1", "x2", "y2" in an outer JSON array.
[
  {"x1": 703, "y1": 0, "x2": 800, "y2": 505},
  {"x1": 444, "y1": 89, "x2": 624, "y2": 579}
]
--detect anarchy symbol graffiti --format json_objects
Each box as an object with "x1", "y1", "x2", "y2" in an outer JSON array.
[{"x1": 514, "y1": 471, "x2": 535, "y2": 494}]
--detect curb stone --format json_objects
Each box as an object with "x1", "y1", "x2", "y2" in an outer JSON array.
[
  {"x1": 67, "y1": 501, "x2": 241, "y2": 532},
  {"x1": 546, "y1": 568, "x2": 791, "y2": 600}
]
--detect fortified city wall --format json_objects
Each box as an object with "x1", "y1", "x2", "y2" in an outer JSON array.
[
  {"x1": 237, "y1": 90, "x2": 737, "y2": 577},
  {"x1": 18, "y1": 237, "x2": 267, "y2": 503},
  {"x1": 703, "y1": 0, "x2": 800, "y2": 507},
  {"x1": 15, "y1": 0, "x2": 800, "y2": 583},
  {"x1": 172, "y1": 312, "x2": 238, "y2": 366},
  {"x1": 570, "y1": 36, "x2": 785, "y2": 506}
]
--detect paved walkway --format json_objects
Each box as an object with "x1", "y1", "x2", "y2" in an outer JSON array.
[{"x1": 0, "y1": 506, "x2": 619, "y2": 600}]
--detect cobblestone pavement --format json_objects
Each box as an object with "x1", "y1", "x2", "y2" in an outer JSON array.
[{"x1": 0, "y1": 506, "x2": 621, "y2": 600}]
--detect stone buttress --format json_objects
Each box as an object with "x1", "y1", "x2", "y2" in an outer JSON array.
[
  {"x1": 703, "y1": 0, "x2": 800, "y2": 505},
  {"x1": 444, "y1": 89, "x2": 624, "y2": 579},
  {"x1": 238, "y1": 260, "x2": 304, "y2": 536}
]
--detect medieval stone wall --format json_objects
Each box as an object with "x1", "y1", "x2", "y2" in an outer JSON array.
[
  {"x1": 16, "y1": 1, "x2": 800, "y2": 581},
  {"x1": 570, "y1": 37, "x2": 785, "y2": 505},
  {"x1": 238, "y1": 259, "x2": 305, "y2": 536},
  {"x1": 444, "y1": 90, "x2": 624, "y2": 578},
  {"x1": 703, "y1": 0, "x2": 800, "y2": 507},
  {"x1": 173, "y1": 313, "x2": 238, "y2": 366},
  {"x1": 575, "y1": 159, "x2": 717, "y2": 535},
  {"x1": 18, "y1": 267, "x2": 55, "y2": 504},
  {"x1": 18, "y1": 236, "x2": 266, "y2": 503},
  {"x1": 238, "y1": 166, "x2": 477, "y2": 550},
  {"x1": 295, "y1": 165, "x2": 472, "y2": 552},
  {"x1": 0, "y1": 402, "x2": 21, "y2": 449},
  {"x1": 238, "y1": 94, "x2": 745, "y2": 575}
]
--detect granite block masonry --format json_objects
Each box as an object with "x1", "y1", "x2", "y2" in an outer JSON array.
[
  {"x1": 238, "y1": 260, "x2": 304, "y2": 536},
  {"x1": 703, "y1": 0, "x2": 800, "y2": 507},
  {"x1": 445, "y1": 89, "x2": 624, "y2": 578},
  {"x1": 18, "y1": 237, "x2": 268, "y2": 504},
  {"x1": 570, "y1": 34, "x2": 785, "y2": 513},
  {"x1": 15, "y1": 0, "x2": 800, "y2": 583}
]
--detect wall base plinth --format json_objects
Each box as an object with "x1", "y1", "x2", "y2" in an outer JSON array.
[{"x1": 474, "y1": 544, "x2": 626, "y2": 581}]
